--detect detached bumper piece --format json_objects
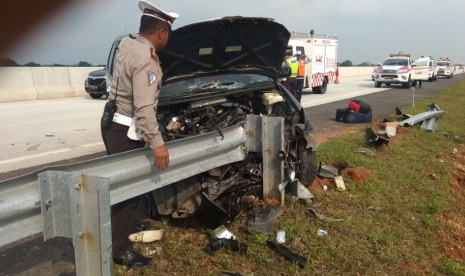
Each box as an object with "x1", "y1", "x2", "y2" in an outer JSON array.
[
  {"x1": 267, "y1": 240, "x2": 307, "y2": 268},
  {"x1": 246, "y1": 204, "x2": 282, "y2": 234}
]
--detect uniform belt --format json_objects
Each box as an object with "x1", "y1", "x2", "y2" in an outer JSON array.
[{"x1": 113, "y1": 112, "x2": 133, "y2": 127}]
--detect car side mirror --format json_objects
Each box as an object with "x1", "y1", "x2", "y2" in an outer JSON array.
[
  {"x1": 411, "y1": 64, "x2": 417, "y2": 67},
  {"x1": 377, "y1": 63, "x2": 382, "y2": 66}
]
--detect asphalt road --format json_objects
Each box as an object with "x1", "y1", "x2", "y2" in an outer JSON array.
[{"x1": 0, "y1": 73, "x2": 463, "y2": 182}]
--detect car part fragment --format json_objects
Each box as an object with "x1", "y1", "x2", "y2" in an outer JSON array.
[
  {"x1": 317, "y1": 162, "x2": 339, "y2": 179},
  {"x1": 246, "y1": 204, "x2": 282, "y2": 234},
  {"x1": 364, "y1": 127, "x2": 389, "y2": 146},
  {"x1": 267, "y1": 240, "x2": 307, "y2": 268}
]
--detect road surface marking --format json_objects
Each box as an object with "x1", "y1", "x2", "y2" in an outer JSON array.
[
  {"x1": 0, "y1": 148, "x2": 71, "y2": 165},
  {"x1": 82, "y1": 142, "x2": 104, "y2": 148}
]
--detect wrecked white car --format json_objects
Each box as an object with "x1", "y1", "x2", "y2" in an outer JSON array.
[{"x1": 106, "y1": 17, "x2": 319, "y2": 227}]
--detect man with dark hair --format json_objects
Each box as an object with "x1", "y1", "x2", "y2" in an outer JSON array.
[{"x1": 100, "y1": 0, "x2": 178, "y2": 270}]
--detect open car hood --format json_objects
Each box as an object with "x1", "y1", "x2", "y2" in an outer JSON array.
[{"x1": 159, "y1": 17, "x2": 290, "y2": 84}]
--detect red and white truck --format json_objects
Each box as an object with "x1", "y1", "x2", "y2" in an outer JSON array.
[{"x1": 287, "y1": 31, "x2": 338, "y2": 94}]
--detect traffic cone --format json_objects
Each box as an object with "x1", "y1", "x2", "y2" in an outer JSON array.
[{"x1": 335, "y1": 68, "x2": 340, "y2": 84}]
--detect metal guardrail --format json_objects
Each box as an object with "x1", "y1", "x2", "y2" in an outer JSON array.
[{"x1": 0, "y1": 115, "x2": 284, "y2": 275}]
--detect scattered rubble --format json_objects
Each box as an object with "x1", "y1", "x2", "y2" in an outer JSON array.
[
  {"x1": 246, "y1": 204, "x2": 281, "y2": 234},
  {"x1": 309, "y1": 208, "x2": 343, "y2": 222}
]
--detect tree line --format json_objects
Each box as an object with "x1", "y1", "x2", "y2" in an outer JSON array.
[{"x1": 0, "y1": 58, "x2": 104, "y2": 67}]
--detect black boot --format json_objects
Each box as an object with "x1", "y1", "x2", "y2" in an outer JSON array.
[{"x1": 131, "y1": 220, "x2": 151, "y2": 233}]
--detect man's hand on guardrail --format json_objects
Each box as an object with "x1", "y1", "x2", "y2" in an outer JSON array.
[{"x1": 152, "y1": 145, "x2": 169, "y2": 171}]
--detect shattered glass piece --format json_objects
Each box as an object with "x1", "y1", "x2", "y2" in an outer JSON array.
[{"x1": 212, "y1": 225, "x2": 236, "y2": 240}]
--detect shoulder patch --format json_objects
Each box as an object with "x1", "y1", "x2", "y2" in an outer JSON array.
[
  {"x1": 148, "y1": 71, "x2": 157, "y2": 86},
  {"x1": 151, "y1": 48, "x2": 159, "y2": 63}
]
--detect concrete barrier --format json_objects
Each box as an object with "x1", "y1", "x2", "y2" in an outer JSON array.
[
  {"x1": 0, "y1": 67, "x2": 37, "y2": 102},
  {"x1": 69, "y1": 67, "x2": 104, "y2": 97},
  {"x1": 338, "y1": 67, "x2": 375, "y2": 78},
  {"x1": 32, "y1": 67, "x2": 75, "y2": 100}
]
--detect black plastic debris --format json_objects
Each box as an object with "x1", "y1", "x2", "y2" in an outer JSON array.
[
  {"x1": 364, "y1": 127, "x2": 389, "y2": 146},
  {"x1": 246, "y1": 204, "x2": 281, "y2": 234},
  {"x1": 266, "y1": 240, "x2": 307, "y2": 268},
  {"x1": 204, "y1": 238, "x2": 247, "y2": 255},
  {"x1": 395, "y1": 107, "x2": 412, "y2": 120},
  {"x1": 216, "y1": 273, "x2": 243, "y2": 276},
  {"x1": 317, "y1": 161, "x2": 339, "y2": 179}
]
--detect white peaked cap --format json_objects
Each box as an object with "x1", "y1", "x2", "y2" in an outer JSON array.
[{"x1": 138, "y1": 1, "x2": 179, "y2": 26}]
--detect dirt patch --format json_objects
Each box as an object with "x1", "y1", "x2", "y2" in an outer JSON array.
[
  {"x1": 310, "y1": 177, "x2": 331, "y2": 196},
  {"x1": 313, "y1": 125, "x2": 363, "y2": 143},
  {"x1": 408, "y1": 262, "x2": 426, "y2": 276},
  {"x1": 342, "y1": 167, "x2": 371, "y2": 184},
  {"x1": 426, "y1": 168, "x2": 439, "y2": 181},
  {"x1": 264, "y1": 198, "x2": 280, "y2": 206}
]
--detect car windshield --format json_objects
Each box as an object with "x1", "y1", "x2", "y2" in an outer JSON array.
[
  {"x1": 383, "y1": 59, "x2": 408, "y2": 66},
  {"x1": 160, "y1": 74, "x2": 274, "y2": 98},
  {"x1": 412, "y1": 60, "x2": 428, "y2": 66},
  {"x1": 437, "y1": 62, "x2": 450, "y2": 66}
]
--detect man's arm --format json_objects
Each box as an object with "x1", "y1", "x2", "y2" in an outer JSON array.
[
  {"x1": 305, "y1": 56, "x2": 312, "y2": 64},
  {"x1": 132, "y1": 58, "x2": 169, "y2": 170}
]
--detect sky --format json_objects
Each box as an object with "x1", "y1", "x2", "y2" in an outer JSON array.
[{"x1": 7, "y1": 0, "x2": 465, "y2": 65}]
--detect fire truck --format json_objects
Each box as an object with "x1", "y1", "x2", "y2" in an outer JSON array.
[
  {"x1": 436, "y1": 58, "x2": 454, "y2": 79},
  {"x1": 287, "y1": 31, "x2": 338, "y2": 94}
]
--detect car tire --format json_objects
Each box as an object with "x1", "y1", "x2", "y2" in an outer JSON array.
[
  {"x1": 90, "y1": 93, "x2": 103, "y2": 99},
  {"x1": 320, "y1": 78, "x2": 327, "y2": 94},
  {"x1": 312, "y1": 86, "x2": 321, "y2": 94},
  {"x1": 296, "y1": 139, "x2": 318, "y2": 188},
  {"x1": 385, "y1": 83, "x2": 391, "y2": 86},
  {"x1": 428, "y1": 75, "x2": 434, "y2": 82},
  {"x1": 375, "y1": 81, "x2": 381, "y2": 88},
  {"x1": 403, "y1": 76, "x2": 411, "y2": 89},
  {"x1": 447, "y1": 75, "x2": 451, "y2": 79}
]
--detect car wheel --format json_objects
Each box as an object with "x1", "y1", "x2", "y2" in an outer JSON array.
[
  {"x1": 90, "y1": 93, "x2": 103, "y2": 99},
  {"x1": 403, "y1": 77, "x2": 411, "y2": 89},
  {"x1": 428, "y1": 75, "x2": 434, "y2": 82},
  {"x1": 296, "y1": 139, "x2": 318, "y2": 188},
  {"x1": 375, "y1": 81, "x2": 381, "y2": 88},
  {"x1": 311, "y1": 86, "x2": 321, "y2": 94},
  {"x1": 447, "y1": 75, "x2": 451, "y2": 79},
  {"x1": 320, "y1": 79, "x2": 327, "y2": 94},
  {"x1": 385, "y1": 83, "x2": 391, "y2": 86}
]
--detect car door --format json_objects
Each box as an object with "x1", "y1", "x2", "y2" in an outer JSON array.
[{"x1": 411, "y1": 59, "x2": 429, "y2": 81}]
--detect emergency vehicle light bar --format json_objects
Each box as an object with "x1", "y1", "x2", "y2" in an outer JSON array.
[{"x1": 389, "y1": 53, "x2": 411, "y2": 57}]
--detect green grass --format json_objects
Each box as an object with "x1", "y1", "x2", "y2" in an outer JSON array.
[{"x1": 114, "y1": 80, "x2": 465, "y2": 275}]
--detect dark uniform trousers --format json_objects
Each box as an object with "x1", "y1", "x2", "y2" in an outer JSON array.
[
  {"x1": 101, "y1": 120, "x2": 145, "y2": 259},
  {"x1": 296, "y1": 78, "x2": 304, "y2": 103},
  {"x1": 283, "y1": 77, "x2": 298, "y2": 99}
]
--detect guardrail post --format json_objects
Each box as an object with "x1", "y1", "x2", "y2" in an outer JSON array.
[
  {"x1": 261, "y1": 116, "x2": 284, "y2": 199},
  {"x1": 69, "y1": 174, "x2": 112, "y2": 276}
]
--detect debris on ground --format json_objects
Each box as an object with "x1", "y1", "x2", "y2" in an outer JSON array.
[
  {"x1": 266, "y1": 240, "x2": 307, "y2": 268},
  {"x1": 276, "y1": 230, "x2": 286, "y2": 243},
  {"x1": 212, "y1": 225, "x2": 236, "y2": 240},
  {"x1": 354, "y1": 148, "x2": 376, "y2": 157},
  {"x1": 246, "y1": 204, "x2": 281, "y2": 234},
  {"x1": 27, "y1": 144, "x2": 40, "y2": 151},
  {"x1": 204, "y1": 237, "x2": 247, "y2": 255},
  {"x1": 128, "y1": 229, "x2": 164, "y2": 243},
  {"x1": 368, "y1": 207, "x2": 382, "y2": 211},
  {"x1": 216, "y1": 272, "x2": 244, "y2": 276},
  {"x1": 317, "y1": 162, "x2": 339, "y2": 178},
  {"x1": 364, "y1": 127, "x2": 389, "y2": 146},
  {"x1": 316, "y1": 230, "x2": 328, "y2": 237},
  {"x1": 334, "y1": 176, "x2": 346, "y2": 191},
  {"x1": 281, "y1": 179, "x2": 316, "y2": 204},
  {"x1": 398, "y1": 103, "x2": 445, "y2": 133},
  {"x1": 45, "y1": 135, "x2": 54, "y2": 137},
  {"x1": 309, "y1": 208, "x2": 343, "y2": 222}
]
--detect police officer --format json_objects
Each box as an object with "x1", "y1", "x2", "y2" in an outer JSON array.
[
  {"x1": 295, "y1": 50, "x2": 311, "y2": 103},
  {"x1": 100, "y1": 0, "x2": 178, "y2": 269},
  {"x1": 283, "y1": 51, "x2": 298, "y2": 99}
]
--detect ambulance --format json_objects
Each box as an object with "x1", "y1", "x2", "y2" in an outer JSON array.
[
  {"x1": 436, "y1": 58, "x2": 454, "y2": 79},
  {"x1": 287, "y1": 31, "x2": 338, "y2": 94}
]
